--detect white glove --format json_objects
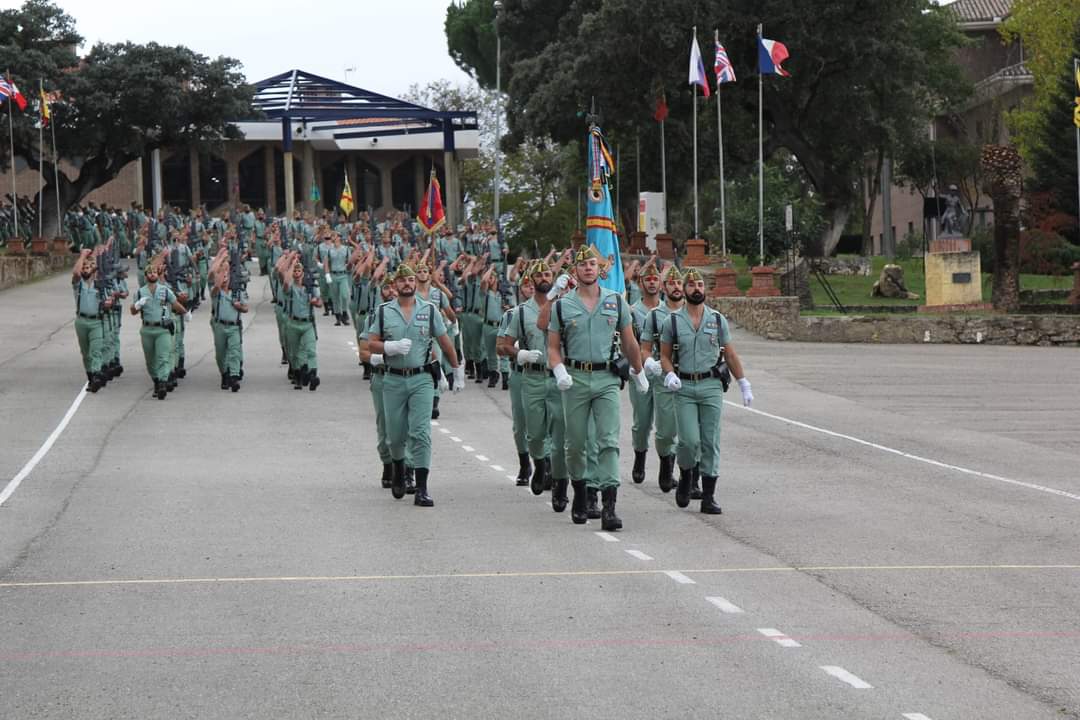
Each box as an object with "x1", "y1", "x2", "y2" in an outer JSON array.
[
  {"x1": 370, "y1": 353, "x2": 384, "y2": 367},
  {"x1": 516, "y1": 349, "x2": 542, "y2": 365},
  {"x1": 631, "y1": 367, "x2": 650, "y2": 394},
  {"x1": 133, "y1": 297, "x2": 148, "y2": 310},
  {"x1": 324, "y1": 272, "x2": 332, "y2": 284},
  {"x1": 738, "y1": 377, "x2": 753, "y2": 407},
  {"x1": 547, "y1": 273, "x2": 571, "y2": 300},
  {"x1": 643, "y1": 357, "x2": 662, "y2": 377},
  {"x1": 447, "y1": 321, "x2": 458, "y2": 338},
  {"x1": 664, "y1": 371, "x2": 682, "y2": 392},
  {"x1": 452, "y1": 365, "x2": 465, "y2": 393},
  {"x1": 438, "y1": 370, "x2": 450, "y2": 393},
  {"x1": 184, "y1": 311, "x2": 193, "y2": 322},
  {"x1": 552, "y1": 363, "x2": 573, "y2": 391},
  {"x1": 383, "y1": 338, "x2": 413, "y2": 357}
]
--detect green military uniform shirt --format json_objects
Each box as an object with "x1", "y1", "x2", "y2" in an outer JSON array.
[
  {"x1": 639, "y1": 303, "x2": 677, "y2": 360},
  {"x1": 660, "y1": 306, "x2": 732, "y2": 374},
  {"x1": 73, "y1": 278, "x2": 103, "y2": 317},
  {"x1": 548, "y1": 288, "x2": 631, "y2": 364},
  {"x1": 506, "y1": 299, "x2": 549, "y2": 365},
  {"x1": 375, "y1": 298, "x2": 447, "y2": 370},
  {"x1": 214, "y1": 288, "x2": 248, "y2": 324},
  {"x1": 135, "y1": 283, "x2": 178, "y2": 323}
]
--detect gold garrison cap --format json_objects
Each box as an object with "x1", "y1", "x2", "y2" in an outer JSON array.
[
  {"x1": 574, "y1": 244, "x2": 601, "y2": 263},
  {"x1": 393, "y1": 264, "x2": 416, "y2": 280},
  {"x1": 528, "y1": 259, "x2": 551, "y2": 276},
  {"x1": 665, "y1": 268, "x2": 683, "y2": 283},
  {"x1": 640, "y1": 264, "x2": 660, "y2": 280},
  {"x1": 682, "y1": 268, "x2": 704, "y2": 284}
]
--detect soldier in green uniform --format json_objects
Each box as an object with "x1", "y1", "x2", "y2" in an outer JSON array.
[
  {"x1": 323, "y1": 232, "x2": 352, "y2": 326},
  {"x1": 208, "y1": 248, "x2": 249, "y2": 392},
  {"x1": 547, "y1": 245, "x2": 649, "y2": 531},
  {"x1": 638, "y1": 265, "x2": 685, "y2": 493},
  {"x1": 496, "y1": 272, "x2": 534, "y2": 484},
  {"x1": 131, "y1": 261, "x2": 188, "y2": 400},
  {"x1": 103, "y1": 263, "x2": 129, "y2": 382},
  {"x1": 254, "y1": 209, "x2": 269, "y2": 276},
  {"x1": 628, "y1": 262, "x2": 663, "y2": 485},
  {"x1": 357, "y1": 281, "x2": 398, "y2": 489},
  {"x1": 279, "y1": 251, "x2": 322, "y2": 391},
  {"x1": 367, "y1": 265, "x2": 465, "y2": 507},
  {"x1": 71, "y1": 249, "x2": 110, "y2": 393},
  {"x1": 269, "y1": 226, "x2": 291, "y2": 367},
  {"x1": 479, "y1": 266, "x2": 505, "y2": 388},
  {"x1": 659, "y1": 269, "x2": 753, "y2": 514},
  {"x1": 316, "y1": 230, "x2": 335, "y2": 317},
  {"x1": 416, "y1": 260, "x2": 456, "y2": 418}
]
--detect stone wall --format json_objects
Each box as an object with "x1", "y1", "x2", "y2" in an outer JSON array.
[
  {"x1": 0, "y1": 253, "x2": 76, "y2": 291},
  {"x1": 709, "y1": 296, "x2": 1080, "y2": 346}
]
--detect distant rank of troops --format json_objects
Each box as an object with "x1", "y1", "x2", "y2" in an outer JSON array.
[{"x1": 69, "y1": 203, "x2": 752, "y2": 529}]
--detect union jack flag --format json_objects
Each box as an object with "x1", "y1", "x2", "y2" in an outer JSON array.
[
  {"x1": 714, "y1": 41, "x2": 736, "y2": 85},
  {"x1": 0, "y1": 75, "x2": 27, "y2": 111}
]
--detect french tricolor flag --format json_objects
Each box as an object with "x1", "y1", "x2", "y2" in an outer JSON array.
[{"x1": 758, "y1": 36, "x2": 791, "y2": 77}]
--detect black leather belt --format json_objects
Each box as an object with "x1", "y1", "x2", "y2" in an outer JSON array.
[
  {"x1": 143, "y1": 321, "x2": 165, "y2": 327},
  {"x1": 568, "y1": 360, "x2": 614, "y2": 372},
  {"x1": 290, "y1": 316, "x2": 313, "y2": 322},
  {"x1": 386, "y1": 366, "x2": 427, "y2": 377},
  {"x1": 521, "y1": 362, "x2": 548, "y2": 373},
  {"x1": 484, "y1": 320, "x2": 501, "y2": 327},
  {"x1": 77, "y1": 313, "x2": 99, "y2": 319},
  {"x1": 678, "y1": 371, "x2": 712, "y2": 382},
  {"x1": 215, "y1": 319, "x2": 242, "y2": 326}
]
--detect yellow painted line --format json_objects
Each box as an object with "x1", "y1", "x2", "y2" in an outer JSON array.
[{"x1": 1, "y1": 564, "x2": 1079, "y2": 590}]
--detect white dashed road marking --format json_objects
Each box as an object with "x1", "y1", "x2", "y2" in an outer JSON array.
[
  {"x1": 625, "y1": 550, "x2": 653, "y2": 561},
  {"x1": 663, "y1": 571, "x2": 696, "y2": 585},
  {"x1": 462, "y1": 445, "x2": 475, "y2": 452},
  {"x1": 902, "y1": 714, "x2": 934, "y2": 720},
  {"x1": 757, "y1": 628, "x2": 802, "y2": 648},
  {"x1": 438, "y1": 428, "x2": 450, "y2": 434},
  {"x1": 475, "y1": 454, "x2": 489, "y2": 462},
  {"x1": 705, "y1": 596, "x2": 745, "y2": 614},
  {"x1": 594, "y1": 532, "x2": 619, "y2": 543},
  {"x1": 490, "y1": 464, "x2": 505, "y2": 472},
  {"x1": 450, "y1": 437, "x2": 461, "y2": 443},
  {"x1": 820, "y1": 666, "x2": 873, "y2": 689}
]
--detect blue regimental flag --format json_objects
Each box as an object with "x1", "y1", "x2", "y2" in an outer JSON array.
[{"x1": 586, "y1": 125, "x2": 624, "y2": 293}]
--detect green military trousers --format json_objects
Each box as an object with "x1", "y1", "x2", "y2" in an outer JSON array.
[
  {"x1": 561, "y1": 368, "x2": 622, "y2": 490},
  {"x1": 369, "y1": 371, "x2": 392, "y2": 464},
  {"x1": 285, "y1": 317, "x2": 318, "y2": 370},
  {"x1": 107, "y1": 311, "x2": 122, "y2": 365},
  {"x1": 482, "y1": 323, "x2": 499, "y2": 370},
  {"x1": 521, "y1": 369, "x2": 567, "y2": 479},
  {"x1": 382, "y1": 372, "x2": 434, "y2": 468},
  {"x1": 172, "y1": 314, "x2": 186, "y2": 369},
  {"x1": 508, "y1": 367, "x2": 526, "y2": 453},
  {"x1": 673, "y1": 377, "x2": 724, "y2": 476},
  {"x1": 629, "y1": 375, "x2": 655, "y2": 452},
  {"x1": 330, "y1": 273, "x2": 350, "y2": 315},
  {"x1": 140, "y1": 325, "x2": 173, "y2": 382},
  {"x1": 275, "y1": 304, "x2": 289, "y2": 357},
  {"x1": 74, "y1": 315, "x2": 104, "y2": 373},
  {"x1": 653, "y1": 381, "x2": 679, "y2": 457},
  {"x1": 462, "y1": 313, "x2": 482, "y2": 363},
  {"x1": 212, "y1": 320, "x2": 243, "y2": 376}
]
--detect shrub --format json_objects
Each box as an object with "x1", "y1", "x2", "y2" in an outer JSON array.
[{"x1": 1020, "y1": 230, "x2": 1080, "y2": 275}]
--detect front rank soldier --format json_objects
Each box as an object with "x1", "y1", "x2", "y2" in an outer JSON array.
[
  {"x1": 547, "y1": 245, "x2": 649, "y2": 531},
  {"x1": 357, "y1": 281, "x2": 399, "y2": 489},
  {"x1": 209, "y1": 248, "x2": 249, "y2": 392},
  {"x1": 638, "y1": 265, "x2": 685, "y2": 493},
  {"x1": 131, "y1": 262, "x2": 188, "y2": 400},
  {"x1": 659, "y1": 269, "x2": 754, "y2": 514},
  {"x1": 71, "y1": 249, "x2": 109, "y2": 392},
  {"x1": 279, "y1": 252, "x2": 322, "y2": 391},
  {"x1": 497, "y1": 272, "x2": 534, "y2": 484},
  {"x1": 367, "y1": 265, "x2": 465, "y2": 507}
]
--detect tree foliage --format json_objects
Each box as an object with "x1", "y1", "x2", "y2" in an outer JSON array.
[
  {"x1": 446, "y1": 0, "x2": 970, "y2": 255},
  {"x1": 0, "y1": 0, "x2": 254, "y2": 235}
]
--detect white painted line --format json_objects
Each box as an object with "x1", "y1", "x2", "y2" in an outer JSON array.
[
  {"x1": 727, "y1": 402, "x2": 1080, "y2": 502},
  {"x1": 430, "y1": 420, "x2": 439, "y2": 426},
  {"x1": 594, "y1": 532, "x2": 620, "y2": 543},
  {"x1": 1, "y1": 386, "x2": 89, "y2": 507},
  {"x1": 663, "y1": 571, "x2": 696, "y2": 585},
  {"x1": 462, "y1": 445, "x2": 475, "y2": 452},
  {"x1": 438, "y1": 428, "x2": 450, "y2": 434},
  {"x1": 758, "y1": 628, "x2": 802, "y2": 648},
  {"x1": 705, "y1": 596, "x2": 744, "y2": 614},
  {"x1": 490, "y1": 464, "x2": 505, "y2": 472},
  {"x1": 820, "y1": 666, "x2": 873, "y2": 689},
  {"x1": 625, "y1": 549, "x2": 653, "y2": 561},
  {"x1": 506, "y1": 475, "x2": 517, "y2": 483},
  {"x1": 475, "y1": 454, "x2": 489, "y2": 462},
  {"x1": 903, "y1": 714, "x2": 934, "y2": 720},
  {"x1": 450, "y1": 437, "x2": 462, "y2": 443}
]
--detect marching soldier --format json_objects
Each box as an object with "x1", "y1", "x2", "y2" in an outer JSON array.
[
  {"x1": 208, "y1": 248, "x2": 249, "y2": 392},
  {"x1": 357, "y1": 281, "x2": 399, "y2": 489},
  {"x1": 71, "y1": 249, "x2": 110, "y2": 392},
  {"x1": 367, "y1": 265, "x2": 465, "y2": 507},
  {"x1": 659, "y1": 269, "x2": 753, "y2": 514},
  {"x1": 323, "y1": 232, "x2": 352, "y2": 326},
  {"x1": 479, "y1": 264, "x2": 503, "y2": 388},
  {"x1": 130, "y1": 261, "x2": 188, "y2": 400},
  {"x1": 497, "y1": 273, "x2": 534, "y2": 484},
  {"x1": 278, "y1": 251, "x2": 322, "y2": 391},
  {"x1": 638, "y1": 265, "x2": 685, "y2": 493},
  {"x1": 546, "y1": 245, "x2": 649, "y2": 531}
]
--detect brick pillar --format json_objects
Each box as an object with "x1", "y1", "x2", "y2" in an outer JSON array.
[
  {"x1": 1070, "y1": 261, "x2": 1080, "y2": 306},
  {"x1": 746, "y1": 266, "x2": 781, "y2": 297},
  {"x1": 264, "y1": 144, "x2": 276, "y2": 215},
  {"x1": 683, "y1": 237, "x2": 708, "y2": 266},
  {"x1": 655, "y1": 233, "x2": 674, "y2": 260},
  {"x1": 628, "y1": 231, "x2": 647, "y2": 254},
  {"x1": 709, "y1": 267, "x2": 742, "y2": 297}
]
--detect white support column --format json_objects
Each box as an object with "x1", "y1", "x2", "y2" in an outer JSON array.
[{"x1": 151, "y1": 148, "x2": 163, "y2": 214}]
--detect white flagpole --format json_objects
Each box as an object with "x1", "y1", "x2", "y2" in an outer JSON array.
[
  {"x1": 757, "y1": 26, "x2": 765, "y2": 263},
  {"x1": 51, "y1": 107, "x2": 60, "y2": 238},
  {"x1": 716, "y1": 30, "x2": 727, "y2": 257},
  {"x1": 692, "y1": 28, "x2": 699, "y2": 240},
  {"x1": 1074, "y1": 58, "x2": 1079, "y2": 242},
  {"x1": 38, "y1": 79, "x2": 43, "y2": 238},
  {"x1": 7, "y1": 72, "x2": 18, "y2": 241},
  {"x1": 660, "y1": 115, "x2": 667, "y2": 229}
]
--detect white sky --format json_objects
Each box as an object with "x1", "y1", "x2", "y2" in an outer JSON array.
[{"x1": 25, "y1": 0, "x2": 475, "y2": 98}]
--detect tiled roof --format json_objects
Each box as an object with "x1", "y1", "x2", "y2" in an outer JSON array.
[{"x1": 946, "y1": 0, "x2": 1013, "y2": 23}]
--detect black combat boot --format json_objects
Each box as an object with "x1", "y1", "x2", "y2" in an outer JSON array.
[
  {"x1": 465, "y1": 359, "x2": 475, "y2": 379},
  {"x1": 501, "y1": 373, "x2": 509, "y2": 391},
  {"x1": 404, "y1": 466, "x2": 415, "y2": 495},
  {"x1": 552, "y1": 477, "x2": 569, "y2": 513},
  {"x1": 601, "y1": 487, "x2": 622, "y2": 531},
  {"x1": 334, "y1": 314, "x2": 342, "y2": 326},
  {"x1": 690, "y1": 465, "x2": 702, "y2": 500},
  {"x1": 570, "y1": 480, "x2": 588, "y2": 524},
  {"x1": 380, "y1": 463, "x2": 393, "y2": 489},
  {"x1": 221, "y1": 373, "x2": 229, "y2": 390},
  {"x1": 176, "y1": 357, "x2": 186, "y2": 379},
  {"x1": 586, "y1": 487, "x2": 601, "y2": 519},
  {"x1": 154, "y1": 380, "x2": 167, "y2": 400},
  {"x1": 658, "y1": 454, "x2": 676, "y2": 493},
  {"x1": 88, "y1": 372, "x2": 105, "y2": 393},
  {"x1": 542, "y1": 458, "x2": 553, "y2": 492},
  {"x1": 528, "y1": 456, "x2": 546, "y2": 494},
  {"x1": 341, "y1": 313, "x2": 349, "y2": 326},
  {"x1": 323, "y1": 304, "x2": 331, "y2": 317},
  {"x1": 294, "y1": 366, "x2": 307, "y2": 390},
  {"x1": 230, "y1": 374, "x2": 241, "y2": 392},
  {"x1": 281, "y1": 350, "x2": 289, "y2": 366},
  {"x1": 308, "y1": 370, "x2": 320, "y2": 391},
  {"x1": 166, "y1": 371, "x2": 177, "y2": 392},
  {"x1": 413, "y1": 468, "x2": 433, "y2": 507},
  {"x1": 362, "y1": 362, "x2": 372, "y2": 380},
  {"x1": 431, "y1": 395, "x2": 440, "y2": 420},
  {"x1": 518, "y1": 453, "x2": 533, "y2": 488},
  {"x1": 114, "y1": 362, "x2": 123, "y2": 377},
  {"x1": 487, "y1": 367, "x2": 499, "y2": 388},
  {"x1": 287, "y1": 365, "x2": 296, "y2": 382},
  {"x1": 391, "y1": 459, "x2": 407, "y2": 499},
  {"x1": 700, "y1": 475, "x2": 722, "y2": 515},
  {"x1": 631, "y1": 450, "x2": 647, "y2": 484},
  {"x1": 475, "y1": 360, "x2": 486, "y2": 384},
  {"x1": 675, "y1": 466, "x2": 693, "y2": 508}
]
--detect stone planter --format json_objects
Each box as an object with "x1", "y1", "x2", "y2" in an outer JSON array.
[
  {"x1": 30, "y1": 237, "x2": 50, "y2": 256},
  {"x1": 746, "y1": 266, "x2": 780, "y2": 297},
  {"x1": 52, "y1": 237, "x2": 70, "y2": 255},
  {"x1": 709, "y1": 267, "x2": 742, "y2": 297},
  {"x1": 655, "y1": 233, "x2": 675, "y2": 260},
  {"x1": 628, "y1": 231, "x2": 648, "y2": 254},
  {"x1": 6, "y1": 238, "x2": 27, "y2": 255},
  {"x1": 1070, "y1": 262, "x2": 1080, "y2": 306},
  {"x1": 683, "y1": 238, "x2": 708, "y2": 267}
]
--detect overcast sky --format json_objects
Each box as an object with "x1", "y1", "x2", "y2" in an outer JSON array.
[{"x1": 37, "y1": 0, "x2": 475, "y2": 98}]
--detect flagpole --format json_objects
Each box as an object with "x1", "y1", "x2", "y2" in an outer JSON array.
[
  {"x1": 51, "y1": 106, "x2": 60, "y2": 239},
  {"x1": 660, "y1": 116, "x2": 667, "y2": 231},
  {"x1": 715, "y1": 30, "x2": 727, "y2": 258},
  {"x1": 7, "y1": 72, "x2": 18, "y2": 240},
  {"x1": 38, "y1": 79, "x2": 43, "y2": 238},
  {"x1": 692, "y1": 28, "x2": 700, "y2": 240},
  {"x1": 757, "y1": 26, "x2": 765, "y2": 263},
  {"x1": 1074, "y1": 57, "x2": 1079, "y2": 242}
]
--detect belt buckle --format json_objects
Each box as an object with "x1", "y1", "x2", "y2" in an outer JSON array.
[{"x1": 581, "y1": 361, "x2": 593, "y2": 372}]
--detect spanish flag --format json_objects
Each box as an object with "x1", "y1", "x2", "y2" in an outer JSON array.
[
  {"x1": 339, "y1": 171, "x2": 354, "y2": 217},
  {"x1": 417, "y1": 169, "x2": 445, "y2": 235},
  {"x1": 39, "y1": 82, "x2": 50, "y2": 126}
]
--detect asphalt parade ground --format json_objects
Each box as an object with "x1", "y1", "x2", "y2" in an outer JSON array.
[{"x1": 2, "y1": 270, "x2": 1079, "y2": 719}]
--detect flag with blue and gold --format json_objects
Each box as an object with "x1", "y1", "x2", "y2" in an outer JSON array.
[
  {"x1": 586, "y1": 124, "x2": 623, "y2": 293},
  {"x1": 339, "y1": 171, "x2": 354, "y2": 217}
]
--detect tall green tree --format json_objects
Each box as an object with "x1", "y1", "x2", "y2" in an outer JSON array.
[
  {"x1": 447, "y1": 0, "x2": 970, "y2": 256},
  {"x1": 0, "y1": 0, "x2": 254, "y2": 237}
]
